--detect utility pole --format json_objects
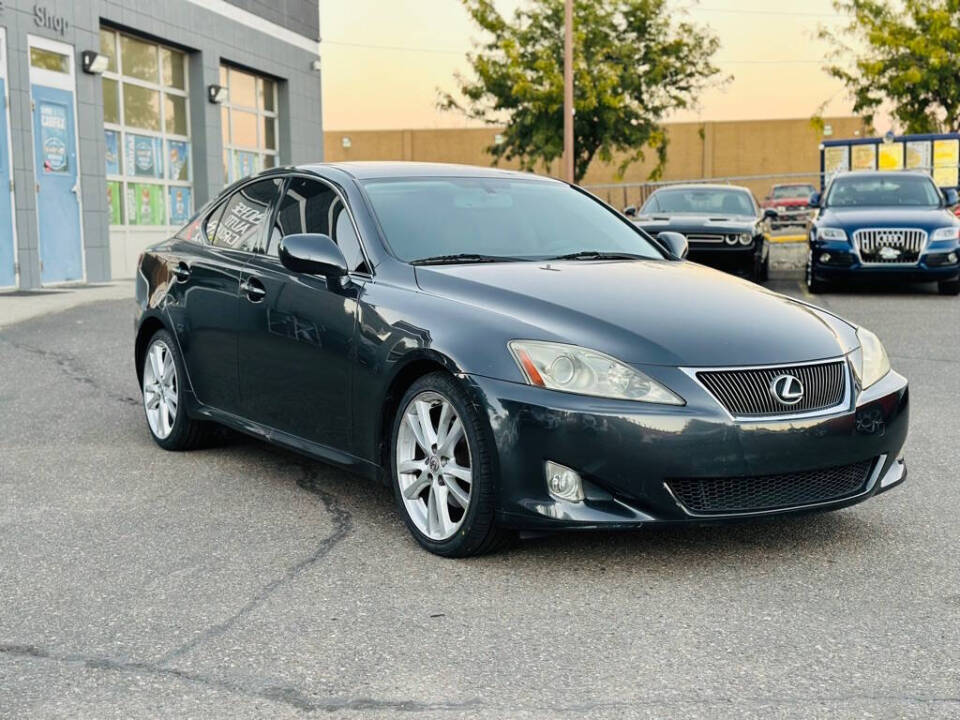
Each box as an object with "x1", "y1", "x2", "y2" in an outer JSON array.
[{"x1": 563, "y1": 0, "x2": 574, "y2": 183}]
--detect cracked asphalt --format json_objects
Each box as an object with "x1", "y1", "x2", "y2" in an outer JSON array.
[{"x1": 0, "y1": 279, "x2": 958, "y2": 719}]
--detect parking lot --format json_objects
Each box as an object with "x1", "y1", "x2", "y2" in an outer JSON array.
[{"x1": 1, "y1": 278, "x2": 958, "y2": 719}]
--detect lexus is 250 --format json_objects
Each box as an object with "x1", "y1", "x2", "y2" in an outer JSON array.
[{"x1": 135, "y1": 163, "x2": 908, "y2": 557}]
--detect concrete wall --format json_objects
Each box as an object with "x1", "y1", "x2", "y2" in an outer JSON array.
[
  {"x1": 324, "y1": 116, "x2": 869, "y2": 203},
  {"x1": 1, "y1": 0, "x2": 323, "y2": 288}
]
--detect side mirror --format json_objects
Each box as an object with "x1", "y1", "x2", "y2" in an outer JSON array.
[
  {"x1": 623, "y1": 205, "x2": 638, "y2": 217},
  {"x1": 808, "y1": 192, "x2": 822, "y2": 208},
  {"x1": 278, "y1": 233, "x2": 348, "y2": 278},
  {"x1": 658, "y1": 231, "x2": 688, "y2": 260},
  {"x1": 944, "y1": 188, "x2": 959, "y2": 207},
  {"x1": 763, "y1": 208, "x2": 779, "y2": 221}
]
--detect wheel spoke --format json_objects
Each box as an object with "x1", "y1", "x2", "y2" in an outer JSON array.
[
  {"x1": 148, "y1": 345, "x2": 162, "y2": 381},
  {"x1": 443, "y1": 462, "x2": 471, "y2": 484},
  {"x1": 435, "y1": 401, "x2": 454, "y2": 448},
  {"x1": 402, "y1": 473, "x2": 431, "y2": 499},
  {"x1": 426, "y1": 483, "x2": 438, "y2": 536},
  {"x1": 159, "y1": 402, "x2": 171, "y2": 436},
  {"x1": 398, "y1": 459, "x2": 426, "y2": 475},
  {"x1": 415, "y1": 400, "x2": 438, "y2": 448},
  {"x1": 445, "y1": 477, "x2": 469, "y2": 509},
  {"x1": 438, "y1": 418, "x2": 463, "y2": 456},
  {"x1": 434, "y1": 484, "x2": 453, "y2": 535},
  {"x1": 161, "y1": 355, "x2": 175, "y2": 383},
  {"x1": 404, "y1": 411, "x2": 429, "y2": 453}
]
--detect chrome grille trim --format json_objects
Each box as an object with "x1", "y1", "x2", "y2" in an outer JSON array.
[
  {"x1": 853, "y1": 227, "x2": 927, "y2": 265},
  {"x1": 680, "y1": 357, "x2": 851, "y2": 422},
  {"x1": 684, "y1": 233, "x2": 726, "y2": 244}
]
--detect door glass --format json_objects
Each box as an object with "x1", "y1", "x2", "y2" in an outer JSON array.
[
  {"x1": 213, "y1": 179, "x2": 280, "y2": 251},
  {"x1": 30, "y1": 47, "x2": 69, "y2": 73},
  {"x1": 270, "y1": 178, "x2": 336, "y2": 255},
  {"x1": 38, "y1": 102, "x2": 70, "y2": 173}
]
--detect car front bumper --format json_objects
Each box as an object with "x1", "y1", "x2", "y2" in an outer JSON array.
[
  {"x1": 810, "y1": 239, "x2": 960, "y2": 283},
  {"x1": 465, "y1": 367, "x2": 908, "y2": 530}
]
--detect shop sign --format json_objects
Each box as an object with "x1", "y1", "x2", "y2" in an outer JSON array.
[{"x1": 33, "y1": 5, "x2": 69, "y2": 36}]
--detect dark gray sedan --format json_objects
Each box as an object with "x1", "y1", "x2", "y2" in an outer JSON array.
[{"x1": 135, "y1": 163, "x2": 908, "y2": 557}]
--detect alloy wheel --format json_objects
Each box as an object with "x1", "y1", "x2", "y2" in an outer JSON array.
[
  {"x1": 142, "y1": 340, "x2": 178, "y2": 440},
  {"x1": 396, "y1": 391, "x2": 473, "y2": 541}
]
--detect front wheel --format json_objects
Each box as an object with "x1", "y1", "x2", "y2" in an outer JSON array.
[
  {"x1": 390, "y1": 372, "x2": 512, "y2": 557},
  {"x1": 805, "y1": 255, "x2": 828, "y2": 294},
  {"x1": 141, "y1": 330, "x2": 211, "y2": 450},
  {"x1": 939, "y1": 278, "x2": 960, "y2": 296}
]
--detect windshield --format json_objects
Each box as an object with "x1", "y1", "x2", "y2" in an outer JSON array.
[
  {"x1": 362, "y1": 178, "x2": 664, "y2": 263},
  {"x1": 825, "y1": 175, "x2": 941, "y2": 208},
  {"x1": 642, "y1": 188, "x2": 756, "y2": 216},
  {"x1": 771, "y1": 184, "x2": 815, "y2": 199}
]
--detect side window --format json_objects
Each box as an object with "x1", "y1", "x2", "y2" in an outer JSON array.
[
  {"x1": 202, "y1": 201, "x2": 226, "y2": 244},
  {"x1": 212, "y1": 178, "x2": 281, "y2": 251},
  {"x1": 270, "y1": 177, "x2": 369, "y2": 273}
]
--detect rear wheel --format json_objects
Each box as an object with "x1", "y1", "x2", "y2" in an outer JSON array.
[
  {"x1": 390, "y1": 372, "x2": 512, "y2": 557},
  {"x1": 939, "y1": 278, "x2": 960, "y2": 296},
  {"x1": 141, "y1": 330, "x2": 211, "y2": 450}
]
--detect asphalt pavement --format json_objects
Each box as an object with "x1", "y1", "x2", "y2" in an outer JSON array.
[{"x1": 0, "y1": 278, "x2": 958, "y2": 719}]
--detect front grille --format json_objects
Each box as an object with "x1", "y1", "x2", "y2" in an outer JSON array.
[
  {"x1": 665, "y1": 460, "x2": 874, "y2": 515},
  {"x1": 854, "y1": 228, "x2": 927, "y2": 265},
  {"x1": 696, "y1": 360, "x2": 846, "y2": 418},
  {"x1": 684, "y1": 233, "x2": 726, "y2": 244}
]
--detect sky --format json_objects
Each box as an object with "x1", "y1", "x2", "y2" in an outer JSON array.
[{"x1": 319, "y1": 0, "x2": 861, "y2": 131}]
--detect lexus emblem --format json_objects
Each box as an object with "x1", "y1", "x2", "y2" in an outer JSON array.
[{"x1": 770, "y1": 374, "x2": 804, "y2": 405}]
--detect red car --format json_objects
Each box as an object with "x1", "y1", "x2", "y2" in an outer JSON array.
[{"x1": 762, "y1": 183, "x2": 817, "y2": 229}]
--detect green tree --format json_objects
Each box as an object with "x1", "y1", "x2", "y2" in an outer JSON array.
[
  {"x1": 821, "y1": 0, "x2": 960, "y2": 133},
  {"x1": 440, "y1": 0, "x2": 724, "y2": 184}
]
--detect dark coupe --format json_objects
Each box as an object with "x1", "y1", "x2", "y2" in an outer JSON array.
[
  {"x1": 626, "y1": 184, "x2": 775, "y2": 282},
  {"x1": 135, "y1": 163, "x2": 908, "y2": 557},
  {"x1": 807, "y1": 171, "x2": 960, "y2": 295}
]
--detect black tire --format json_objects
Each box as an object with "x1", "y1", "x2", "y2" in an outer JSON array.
[
  {"x1": 141, "y1": 329, "x2": 212, "y2": 451},
  {"x1": 938, "y1": 279, "x2": 960, "y2": 296},
  {"x1": 805, "y1": 256, "x2": 828, "y2": 294},
  {"x1": 389, "y1": 372, "x2": 513, "y2": 557}
]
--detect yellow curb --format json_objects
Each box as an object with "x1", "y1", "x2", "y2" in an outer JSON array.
[{"x1": 769, "y1": 234, "x2": 807, "y2": 244}]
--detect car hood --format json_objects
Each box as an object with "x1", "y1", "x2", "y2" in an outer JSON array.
[
  {"x1": 415, "y1": 260, "x2": 853, "y2": 367},
  {"x1": 819, "y1": 206, "x2": 957, "y2": 231},
  {"x1": 632, "y1": 214, "x2": 757, "y2": 234}
]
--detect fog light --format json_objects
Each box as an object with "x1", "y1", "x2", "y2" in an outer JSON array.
[
  {"x1": 545, "y1": 461, "x2": 584, "y2": 503},
  {"x1": 949, "y1": 252, "x2": 958, "y2": 264},
  {"x1": 820, "y1": 252, "x2": 832, "y2": 264}
]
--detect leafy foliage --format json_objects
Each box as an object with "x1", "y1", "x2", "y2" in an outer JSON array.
[
  {"x1": 821, "y1": 0, "x2": 960, "y2": 133},
  {"x1": 440, "y1": 0, "x2": 724, "y2": 183}
]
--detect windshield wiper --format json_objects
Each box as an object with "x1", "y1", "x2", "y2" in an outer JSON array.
[
  {"x1": 411, "y1": 253, "x2": 523, "y2": 266},
  {"x1": 548, "y1": 250, "x2": 648, "y2": 261}
]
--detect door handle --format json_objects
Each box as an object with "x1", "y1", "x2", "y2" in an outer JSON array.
[
  {"x1": 240, "y1": 278, "x2": 266, "y2": 302},
  {"x1": 172, "y1": 262, "x2": 191, "y2": 282}
]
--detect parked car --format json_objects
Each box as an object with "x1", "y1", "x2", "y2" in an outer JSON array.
[
  {"x1": 762, "y1": 183, "x2": 817, "y2": 228},
  {"x1": 136, "y1": 163, "x2": 908, "y2": 557},
  {"x1": 807, "y1": 171, "x2": 960, "y2": 295},
  {"x1": 625, "y1": 184, "x2": 774, "y2": 282}
]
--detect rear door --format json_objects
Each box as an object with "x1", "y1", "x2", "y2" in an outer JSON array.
[
  {"x1": 165, "y1": 178, "x2": 281, "y2": 415},
  {"x1": 238, "y1": 175, "x2": 367, "y2": 451}
]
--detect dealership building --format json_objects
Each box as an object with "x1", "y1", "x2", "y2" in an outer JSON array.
[{"x1": 0, "y1": 0, "x2": 323, "y2": 290}]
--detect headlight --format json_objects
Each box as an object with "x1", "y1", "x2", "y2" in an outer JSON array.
[
  {"x1": 508, "y1": 340, "x2": 684, "y2": 404},
  {"x1": 850, "y1": 327, "x2": 890, "y2": 390},
  {"x1": 931, "y1": 227, "x2": 960, "y2": 242},
  {"x1": 818, "y1": 227, "x2": 847, "y2": 241},
  {"x1": 737, "y1": 233, "x2": 753, "y2": 246}
]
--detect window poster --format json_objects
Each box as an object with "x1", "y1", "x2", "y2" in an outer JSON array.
[
  {"x1": 167, "y1": 140, "x2": 190, "y2": 181},
  {"x1": 234, "y1": 150, "x2": 259, "y2": 180},
  {"x1": 125, "y1": 133, "x2": 162, "y2": 178},
  {"x1": 933, "y1": 139, "x2": 960, "y2": 187},
  {"x1": 905, "y1": 140, "x2": 931, "y2": 171},
  {"x1": 877, "y1": 142, "x2": 904, "y2": 170},
  {"x1": 104, "y1": 130, "x2": 121, "y2": 176},
  {"x1": 127, "y1": 183, "x2": 166, "y2": 225},
  {"x1": 823, "y1": 145, "x2": 848, "y2": 185},
  {"x1": 168, "y1": 186, "x2": 191, "y2": 225},
  {"x1": 850, "y1": 143, "x2": 877, "y2": 170},
  {"x1": 106, "y1": 181, "x2": 123, "y2": 225},
  {"x1": 39, "y1": 101, "x2": 69, "y2": 174}
]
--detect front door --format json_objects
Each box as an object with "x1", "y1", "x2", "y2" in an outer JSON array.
[
  {"x1": 0, "y1": 29, "x2": 17, "y2": 289},
  {"x1": 28, "y1": 36, "x2": 83, "y2": 285}
]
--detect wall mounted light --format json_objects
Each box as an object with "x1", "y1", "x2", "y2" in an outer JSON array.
[
  {"x1": 81, "y1": 50, "x2": 109, "y2": 75},
  {"x1": 311, "y1": 58, "x2": 322, "y2": 72},
  {"x1": 207, "y1": 84, "x2": 228, "y2": 104}
]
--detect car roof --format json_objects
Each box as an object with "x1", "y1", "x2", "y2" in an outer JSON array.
[
  {"x1": 297, "y1": 161, "x2": 562, "y2": 182},
  {"x1": 650, "y1": 183, "x2": 751, "y2": 193}
]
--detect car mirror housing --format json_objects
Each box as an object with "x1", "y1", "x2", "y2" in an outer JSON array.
[
  {"x1": 657, "y1": 231, "x2": 688, "y2": 260},
  {"x1": 809, "y1": 191, "x2": 822, "y2": 208},
  {"x1": 944, "y1": 188, "x2": 959, "y2": 207},
  {"x1": 763, "y1": 208, "x2": 779, "y2": 221},
  {"x1": 279, "y1": 233, "x2": 348, "y2": 278},
  {"x1": 623, "y1": 205, "x2": 638, "y2": 217}
]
